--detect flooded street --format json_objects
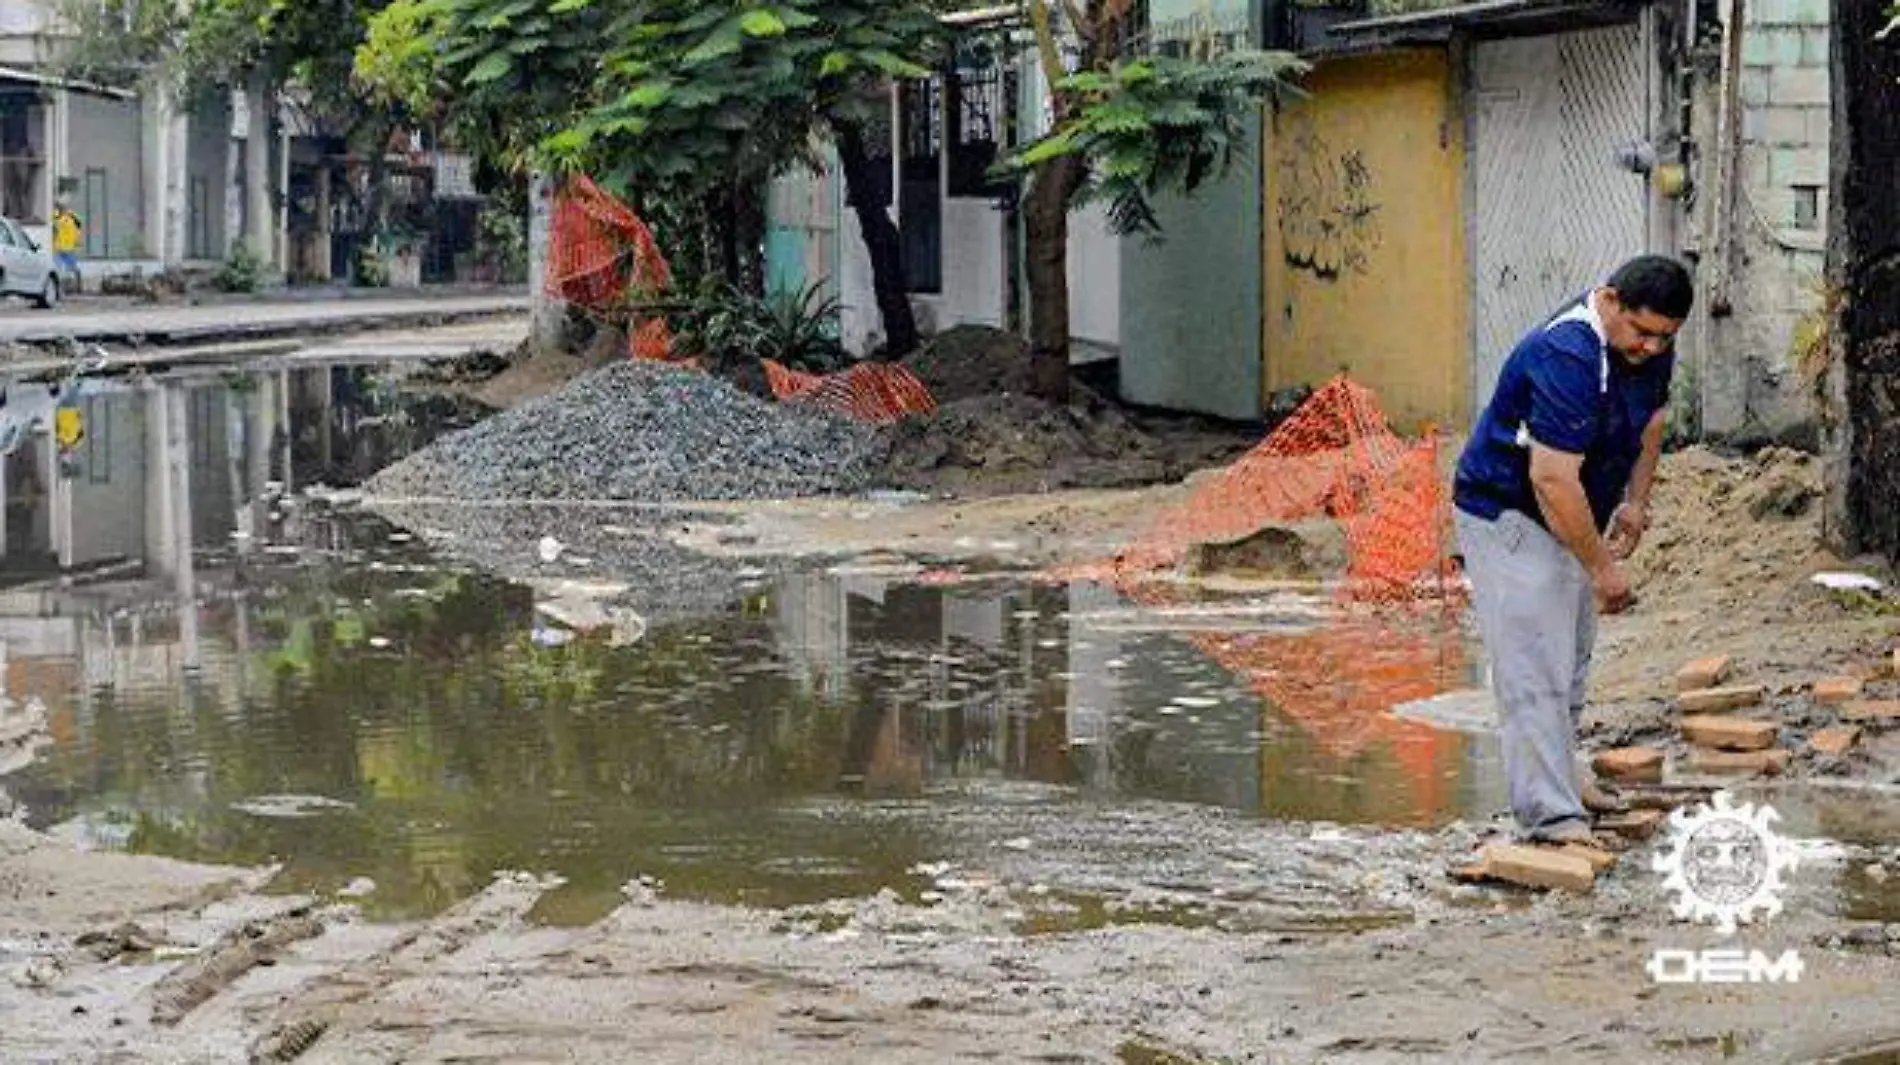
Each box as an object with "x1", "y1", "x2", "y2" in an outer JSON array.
[
  {"x1": 2, "y1": 479, "x2": 1494, "y2": 925},
  {"x1": 7, "y1": 356, "x2": 1900, "y2": 1064}
]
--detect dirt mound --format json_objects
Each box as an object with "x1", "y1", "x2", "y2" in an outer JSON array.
[
  {"x1": 875, "y1": 393, "x2": 1252, "y2": 497},
  {"x1": 1582, "y1": 443, "x2": 1900, "y2": 706},
  {"x1": 1625, "y1": 445, "x2": 1832, "y2": 608},
  {"x1": 901, "y1": 326, "x2": 1037, "y2": 403}
]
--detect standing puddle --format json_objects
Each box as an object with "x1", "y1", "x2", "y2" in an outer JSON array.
[{"x1": 0, "y1": 358, "x2": 1503, "y2": 924}]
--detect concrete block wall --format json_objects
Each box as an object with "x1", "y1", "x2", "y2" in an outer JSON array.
[
  {"x1": 1699, "y1": 0, "x2": 1830, "y2": 446},
  {"x1": 66, "y1": 93, "x2": 146, "y2": 260}
]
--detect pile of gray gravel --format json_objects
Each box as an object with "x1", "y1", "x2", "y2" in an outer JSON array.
[{"x1": 367, "y1": 361, "x2": 879, "y2": 503}]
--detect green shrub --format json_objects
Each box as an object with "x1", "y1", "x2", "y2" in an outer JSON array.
[
  {"x1": 355, "y1": 244, "x2": 391, "y2": 288},
  {"x1": 666, "y1": 281, "x2": 849, "y2": 374},
  {"x1": 215, "y1": 240, "x2": 264, "y2": 293},
  {"x1": 478, "y1": 204, "x2": 528, "y2": 283}
]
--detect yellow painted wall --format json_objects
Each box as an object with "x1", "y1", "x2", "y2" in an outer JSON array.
[{"x1": 1263, "y1": 50, "x2": 1470, "y2": 432}]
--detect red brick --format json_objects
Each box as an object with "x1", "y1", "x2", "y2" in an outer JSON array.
[
  {"x1": 1477, "y1": 844, "x2": 1597, "y2": 893},
  {"x1": 1810, "y1": 726, "x2": 1862, "y2": 757},
  {"x1": 1687, "y1": 748, "x2": 1792, "y2": 777},
  {"x1": 1678, "y1": 685, "x2": 1765, "y2": 714},
  {"x1": 1560, "y1": 843, "x2": 1620, "y2": 873},
  {"x1": 1814, "y1": 676, "x2": 1866, "y2": 705},
  {"x1": 1680, "y1": 716, "x2": 1780, "y2": 752},
  {"x1": 1598, "y1": 808, "x2": 1667, "y2": 840},
  {"x1": 1676, "y1": 655, "x2": 1733, "y2": 692},
  {"x1": 1624, "y1": 788, "x2": 1714, "y2": 811},
  {"x1": 1842, "y1": 700, "x2": 1900, "y2": 723},
  {"x1": 1592, "y1": 747, "x2": 1664, "y2": 782}
]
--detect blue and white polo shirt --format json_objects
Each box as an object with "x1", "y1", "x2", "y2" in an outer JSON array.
[{"x1": 1454, "y1": 292, "x2": 1674, "y2": 533}]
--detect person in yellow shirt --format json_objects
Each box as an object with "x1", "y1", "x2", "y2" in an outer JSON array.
[{"x1": 51, "y1": 200, "x2": 81, "y2": 285}]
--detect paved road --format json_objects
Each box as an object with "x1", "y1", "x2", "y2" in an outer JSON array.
[
  {"x1": 0, "y1": 295, "x2": 528, "y2": 344},
  {"x1": 0, "y1": 315, "x2": 529, "y2": 381},
  {"x1": 286, "y1": 317, "x2": 527, "y2": 362}
]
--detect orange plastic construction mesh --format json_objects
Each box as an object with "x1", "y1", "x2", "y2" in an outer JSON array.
[
  {"x1": 1072, "y1": 374, "x2": 1459, "y2": 605},
  {"x1": 762, "y1": 359, "x2": 939, "y2": 425},
  {"x1": 547, "y1": 176, "x2": 936, "y2": 425},
  {"x1": 1039, "y1": 376, "x2": 1470, "y2": 813},
  {"x1": 546, "y1": 175, "x2": 675, "y2": 361}
]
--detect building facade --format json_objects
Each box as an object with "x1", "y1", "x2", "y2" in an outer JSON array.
[{"x1": 0, "y1": 0, "x2": 490, "y2": 290}]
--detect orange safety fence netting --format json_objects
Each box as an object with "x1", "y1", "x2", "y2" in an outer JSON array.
[
  {"x1": 1041, "y1": 376, "x2": 1473, "y2": 817},
  {"x1": 547, "y1": 175, "x2": 676, "y2": 362},
  {"x1": 761, "y1": 359, "x2": 939, "y2": 426},
  {"x1": 545, "y1": 176, "x2": 938, "y2": 425},
  {"x1": 1065, "y1": 373, "x2": 1462, "y2": 606}
]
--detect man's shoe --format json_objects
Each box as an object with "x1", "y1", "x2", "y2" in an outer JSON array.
[{"x1": 1581, "y1": 779, "x2": 1630, "y2": 815}]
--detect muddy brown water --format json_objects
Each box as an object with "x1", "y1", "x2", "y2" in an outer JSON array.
[
  {"x1": 1, "y1": 518, "x2": 1500, "y2": 924},
  {"x1": 0, "y1": 355, "x2": 1527, "y2": 925}
]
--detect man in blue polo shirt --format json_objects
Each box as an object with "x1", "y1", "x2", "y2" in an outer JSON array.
[{"x1": 1454, "y1": 255, "x2": 1692, "y2": 847}]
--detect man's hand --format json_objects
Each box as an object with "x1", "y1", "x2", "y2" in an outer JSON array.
[
  {"x1": 1607, "y1": 501, "x2": 1649, "y2": 559},
  {"x1": 1530, "y1": 442, "x2": 1638, "y2": 615},
  {"x1": 1592, "y1": 559, "x2": 1635, "y2": 614}
]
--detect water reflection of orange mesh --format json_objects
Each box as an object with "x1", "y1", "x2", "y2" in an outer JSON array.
[
  {"x1": 1051, "y1": 377, "x2": 1471, "y2": 821},
  {"x1": 1070, "y1": 374, "x2": 1457, "y2": 605},
  {"x1": 1223, "y1": 623, "x2": 1466, "y2": 826},
  {"x1": 1134, "y1": 584, "x2": 1469, "y2": 824},
  {"x1": 763, "y1": 359, "x2": 938, "y2": 425}
]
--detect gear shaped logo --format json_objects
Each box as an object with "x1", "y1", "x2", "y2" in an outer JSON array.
[{"x1": 1653, "y1": 790, "x2": 1801, "y2": 936}]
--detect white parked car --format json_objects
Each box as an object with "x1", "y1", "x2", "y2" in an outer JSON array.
[{"x1": 0, "y1": 216, "x2": 61, "y2": 308}]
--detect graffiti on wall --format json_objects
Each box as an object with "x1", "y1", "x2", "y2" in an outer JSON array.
[{"x1": 1277, "y1": 116, "x2": 1382, "y2": 282}]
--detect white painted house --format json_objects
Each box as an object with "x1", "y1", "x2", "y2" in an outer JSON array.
[
  {"x1": 0, "y1": 0, "x2": 489, "y2": 288},
  {"x1": 765, "y1": 13, "x2": 1122, "y2": 362},
  {"x1": 0, "y1": 0, "x2": 265, "y2": 280}
]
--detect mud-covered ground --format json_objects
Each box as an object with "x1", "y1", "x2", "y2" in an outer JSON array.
[
  {"x1": 8, "y1": 435, "x2": 1900, "y2": 1063},
  {"x1": 8, "y1": 778, "x2": 1900, "y2": 1064}
]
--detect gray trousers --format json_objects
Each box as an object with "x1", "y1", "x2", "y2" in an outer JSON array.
[{"x1": 1454, "y1": 505, "x2": 1598, "y2": 840}]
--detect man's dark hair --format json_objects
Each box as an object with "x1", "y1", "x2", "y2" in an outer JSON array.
[{"x1": 1607, "y1": 255, "x2": 1694, "y2": 320}]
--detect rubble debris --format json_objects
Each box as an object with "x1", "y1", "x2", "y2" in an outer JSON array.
[
  {"x1": 1814, "y1": 676, "x2": 1867, "y2": 705},
  {"x1": 1676, "y1": 655, "x2": 1733, "y2": 692},
  {"x1": 1811, "y1": 726, "x2": 1863, "y2": 757},
  {"x1": 75, "y1": 922, "x2": 170, "y2": 963},
  {"x1": 1686, "y1": 748, "x2": 1793, "y2": 777},
  {"x1": 1680, "y1": 716, "x2": 1780, "y2": 752},
  {"x1": 1592, "y1": 747, "x2": 1665, "y2": 783},
  {"x1": 1678, "y1": 685, "x2": 1766, "y2": 714},
  {"x1": 899, "y1": 325, "x2": 1038, "y2": 404}
]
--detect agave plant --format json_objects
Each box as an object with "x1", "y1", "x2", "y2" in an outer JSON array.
[{"x1": 669, "y1": 280, "x2": 851, "y2": 375}]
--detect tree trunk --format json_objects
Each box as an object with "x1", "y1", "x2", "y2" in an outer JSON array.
[
  {"x1": 717, "y1": 184, "x2": 742, "y2": 291},
  {"x1": 1023, "y1": 155, "x2": 1085, "y2": 403},
  {"x1": 733, "y1": 179, "x2": 767, "y2": 298},
  {"x1": 1824, "y1": 0, "x2": 1900, "y2": 558},
  {"x1": 528, "y1": 170, "x2": 563, "y2": 355},
  {"x1": 835, "y1": 118, "x2": 919, "y2": 360}
]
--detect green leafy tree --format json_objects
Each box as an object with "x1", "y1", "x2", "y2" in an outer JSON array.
[
  {"x1": 358, "y1": 0, "x2": 951, "y2": 354},
  {"x1": 1004, "y1": 1, "x2": 1305, "y2": 401}
]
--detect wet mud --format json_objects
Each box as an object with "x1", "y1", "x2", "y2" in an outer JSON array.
[{"x1": 3, "y1": 355, "x2": 1900, "y2": 1063}]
